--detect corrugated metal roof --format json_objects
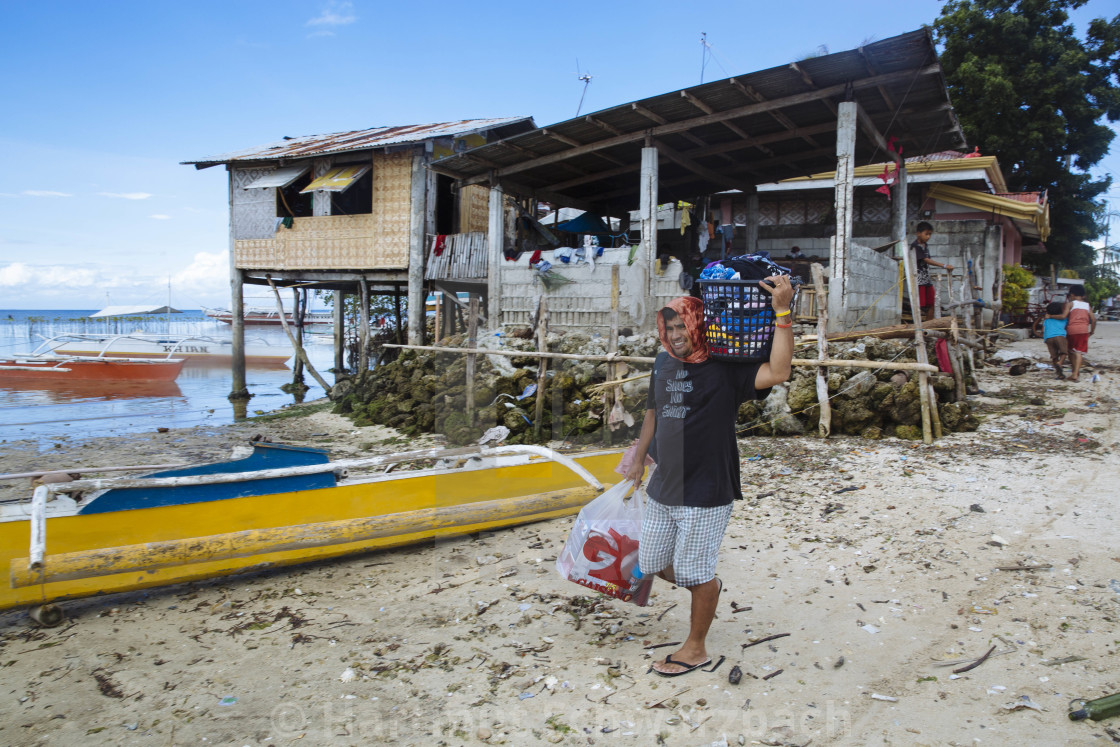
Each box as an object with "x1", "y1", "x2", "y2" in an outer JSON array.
[
  {"x1": 184, "y1": 117, "x2": 535, "y2": 167},
  {"x1": 243, "y1": 164, "x2": 311, "y2": 189},
  {"x1": 430, "y1": 30, "x2": 965, "y2": 210}
]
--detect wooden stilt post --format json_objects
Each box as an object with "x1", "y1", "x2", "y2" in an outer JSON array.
[
  {"x1": 900, "y1": 235, "x2": 934, "y2": 444},
  {"x1": 292, "y1": 288, "x2": 305, "y2": 384},
  {"x1": 359, "y1": 277, "x2": 370, "y2": 374},
  {"x1": 333, "y1": 290, "x2": 345, "y2": 373},
  {"x1": 407, "y1": 153, "x2": 428, "y2": 346},
  {"x1": 811, "y1": 262, "x2": 831, "y2": 437},
  {"x1": 229, "y1": 268, "x2": 248, "y2": 401},
  {"x1": 487, "y1": 183, "x2": 505, "y2": 332},
  {"x1": 466, "y1": 296, "x2": 479, "y2": 426},
  {"x1": 394, "y1": 289, "x2": 403, "y2": 346},
  {"x1": 533, "y1": 296, "x2": 549, "y2": 442}
]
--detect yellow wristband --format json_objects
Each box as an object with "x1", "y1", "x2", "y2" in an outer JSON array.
[{"x1": 775, "y1": 309, "x2": 791, "y2": 317}]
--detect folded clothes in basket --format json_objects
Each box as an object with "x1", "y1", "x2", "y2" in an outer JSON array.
[{"x1": 699, "y1": 254, "x2": 796, "y2": 282}]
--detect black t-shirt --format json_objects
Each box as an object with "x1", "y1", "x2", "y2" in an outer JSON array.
[
  {"x1": 911, "y1": 240, "x2": 932, "y2": 287},
  {"x1": 644, "y1": 352, "x2": 769, "y2": 507}
]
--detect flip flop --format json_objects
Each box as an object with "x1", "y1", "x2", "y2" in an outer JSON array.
[{"x1": 653, "y1": 654, "x2": 712, "y2": 677}]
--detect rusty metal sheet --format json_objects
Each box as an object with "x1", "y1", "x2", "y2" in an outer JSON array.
[{"x1": 243, "y1": 165, "x2": 310, "y2": 189}]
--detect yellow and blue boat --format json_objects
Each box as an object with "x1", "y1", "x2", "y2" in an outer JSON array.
[{"x1": 1, "y1": 442, "x2": 623, "y2": 614}]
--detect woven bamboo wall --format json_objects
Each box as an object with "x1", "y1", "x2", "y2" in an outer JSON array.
[
  {"x1": 459, "y1": 184, "x2": 490, "y2": 234},
  {"x1": 234, "y1": 152, "x2": 413, "y2": 270}
]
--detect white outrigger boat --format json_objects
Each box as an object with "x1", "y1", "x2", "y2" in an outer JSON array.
[{"x1": 37, "y1": 333, "x2": 292, "y2": 364}]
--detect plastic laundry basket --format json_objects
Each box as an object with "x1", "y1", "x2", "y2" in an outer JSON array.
[{"x1": 699, "y1": 279, "x2": 798, "y2": 362}]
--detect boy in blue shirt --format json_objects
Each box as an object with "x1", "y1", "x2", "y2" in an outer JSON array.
[{"x1": 1042, "y1": 301, "x2": 1068, "y2": 379}]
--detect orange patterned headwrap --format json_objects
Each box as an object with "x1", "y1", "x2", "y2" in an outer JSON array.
[{"x1": 656, "y1": 296, "x2": 709, "y2": 363}]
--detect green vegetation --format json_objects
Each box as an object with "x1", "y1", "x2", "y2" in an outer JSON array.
[
  {"x1": 934, "y1": 1, "x2": 1120, "y2": 270},
  {"x1": 1001, "y1": 264, "x2": 1036, "y2": 314}
]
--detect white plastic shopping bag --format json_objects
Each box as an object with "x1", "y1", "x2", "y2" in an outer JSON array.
[{"x1": 556, "y1": 479, "x2": 653, "y2": 606}]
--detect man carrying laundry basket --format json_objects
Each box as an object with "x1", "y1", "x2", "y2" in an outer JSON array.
[{"x1": 625, "y1": 271, "x2": 794, "y2": 676}]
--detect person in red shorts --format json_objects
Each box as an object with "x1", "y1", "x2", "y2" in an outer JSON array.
[
  {"x1": 1058, "y1": 284, "x2": 1096, "y2": 382},
  {"x1": 910, "y1": 221, "x2": 954, "y2": 321}
]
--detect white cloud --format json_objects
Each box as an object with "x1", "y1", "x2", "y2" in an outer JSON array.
[
  {"x1": 174, "y1": 252, "x2": 229, "y2": 293},
  {"x1": 1, "y1": 255, "x2": 232, "y2": 310},
  {"x1": 150, "y1": 214, "x2": 172, "y2": 220},
  {"x1": 23, "y1": 190, "x2": 72, "y2": 197},
  {"x1": 98, "y1": 192, "x2": 153, "y2": 200},
  {"x1": 0, "y1": 262, "x2": 33, "y2": 285},
  {"x1": 306, "y1": 1, "x2": 356, "y2": 26}
]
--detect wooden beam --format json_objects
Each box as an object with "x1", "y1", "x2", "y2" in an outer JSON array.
[
  {"x1": 451, "y1": 65, "x2": 942, "y2": 187},
  {"x1": 855, "y1": 101, "x2": 891, "y2": 155},
  {"x1": 630, "y1": 102, "x2": 729, "y2": 159},
  {"x1": 729, "y1": 78, "x2": 818, "y2": 147},
  {"x1": 652, "y1": 138, "x2": 749, "y2": 193},
  {"x1": 497, "y1": 178, "x2": 597, "y2": 213},
  {"x1": 680, "y1": 90, "x2": 770, "y2": 154},
  {"x1": 586, "y1": 115, "x2": 624, "y2": 136}
]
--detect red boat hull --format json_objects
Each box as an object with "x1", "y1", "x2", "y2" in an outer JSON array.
[{"x1": 0, "y1": 357, "x2": 185, "y2": 382}]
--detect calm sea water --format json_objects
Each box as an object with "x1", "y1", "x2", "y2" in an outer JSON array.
[{"x1": 0, "y1": 310, "x2": 337, "y2": 444}]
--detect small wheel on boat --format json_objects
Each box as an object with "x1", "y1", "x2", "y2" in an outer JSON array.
[{"x1": 28, "y1": 603, "x2": 65, "y2": 628}]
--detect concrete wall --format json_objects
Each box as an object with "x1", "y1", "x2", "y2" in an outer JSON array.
[
  {"x1": 498, "y1": 246, "x2": 683, "y2": 333},
  {"x1": 838, "y1": 242, "x2": 900, "y2": 330}
]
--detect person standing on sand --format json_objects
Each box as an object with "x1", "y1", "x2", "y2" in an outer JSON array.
[
  {"x1": 1057, "y1": 284, "x2": 1097, "y2": 382},
  {"x1": 625, "y1": 276, "x2": 794, "y2": 676},
  {"x1": 1042, "y1": 301, "x2": 1069, "y2": 379},
  {"x1": 910, "y1": 221, "x2": 953, "y2": 321}
]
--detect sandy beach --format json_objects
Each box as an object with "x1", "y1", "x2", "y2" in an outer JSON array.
[{"x1": 1, "y1": 324, "x2": 1118, "y2": 746}]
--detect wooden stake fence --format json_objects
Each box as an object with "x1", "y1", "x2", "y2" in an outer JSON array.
[{"x1": 811, "y1": 263, "x2": 831, "y2": 437}]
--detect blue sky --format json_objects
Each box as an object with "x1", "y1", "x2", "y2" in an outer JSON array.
[{"x1": 2, "y1": 0, "x2": 1117, "y2": 309}]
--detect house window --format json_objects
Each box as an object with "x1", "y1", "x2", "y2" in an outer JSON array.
[
  {"x1": 278, "y1": 172, "x2": 314, "y2": 218},
  {"x1": 299, "y1": 164, "x2": 372, "y2": 216}
]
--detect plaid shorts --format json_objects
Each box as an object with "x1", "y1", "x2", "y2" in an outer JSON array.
[{"x1": 638, "y1": 500, "x2": 733, "y2": 588}]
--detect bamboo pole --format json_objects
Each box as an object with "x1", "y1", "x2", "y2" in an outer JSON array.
[
  {"x1": 434, "y1": 291, "x2": 442, "y2": 343},
  {"x1": 533, "y1": 296, "x2": 548, "y2": 441},
  {"x1": 0, "y1": 463, "x2": 186, "y2": 481},
  {"x1": 948, "y1": 316, "x2": 966, "y2": 401},
  {"x1": 608, "y1": 265, "x2": 620, "y2": 445},
  {"x1": 266, "y1": 276, "x2": 332, "y2": 392},
  {"x1": 380, "y1": 343, "x2": 939, "y2": 373},
  {"x1": 466, "y1": 296, "x2": 478, "y2": 425},
  {"x1": 959, "y1": 256, "x2": 977, "y2": 375},
  {"x1": 811, "y1": 262, "x2": 831, "y2": 437},
  {"x1": 899, "y1": 243, "x2": 934, "y2": 444},
  {"x1": 927, "y1": 381, "x2": 943, "y2": 439},
  {"x1": 12, "y1": 485, "x2": 603, "y2": 588}
]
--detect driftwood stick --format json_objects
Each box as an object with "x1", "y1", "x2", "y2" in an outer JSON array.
[
  {"x1": 741, "y1": 632, "x2": 790, "y2": 649},
  {"x1": 384, "y1": 344, "x2": 939, "y2": 373},
  {"x1": 952, "y1": 645, "x2": 997, "y2": 674},
  {"x1": 466, "y1": 296, "x2": 478, "y2": 425},
  {"x1": 267, "y1": 276, "x2": 332, "y2": 392}
]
